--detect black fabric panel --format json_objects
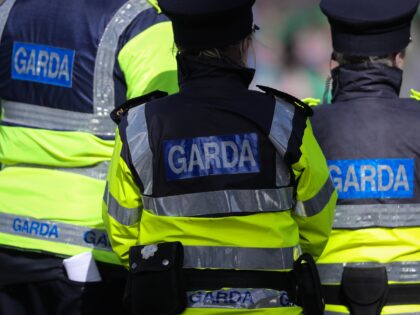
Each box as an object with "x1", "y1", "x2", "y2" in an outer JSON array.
[
  {"x1": 312, "y1": 96, "x2": 420, "y2": 204},
  {"x1": 285, "y1": 110, "x2": 307, "y2": 166},
  {"x1": 145, "y1": 87, "x2": 278, "y2": 197}
]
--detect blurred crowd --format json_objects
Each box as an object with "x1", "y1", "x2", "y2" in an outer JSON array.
[{"x1": 253, "y1": 0, "x2": 420, "y2": 99}]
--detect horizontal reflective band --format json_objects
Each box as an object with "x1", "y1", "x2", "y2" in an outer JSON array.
[
  {"x1": 127, "y1": 105, "x2": 154, "y2": 195},
  {"x1": 295, "y1": 178, "x2": 335, "y2": 217},
  {"x1": 183, "y1": 246, "x2": 297, "y2": 270},
  {"x1": 333, "y1": 204, "x2": 420, "y2": 229},
  {"x1": 0, "y1": 212, "x2": 112, "y2": 251},
  {"x1": 3, "y1": 162, "x2": 110, "y2": 180},
  {"x1": 187, "y1": 288, "x2": 294, "y2": 309},
  {"x1": 269, "y1": 98, "x2": 295, "y2": 158},
  {"x1": 1, "y1": 100, "x2": 115, "y2": 136},
  {"x1": 107, "y1": 192, "x2": 141, "y2": 226},
  {"x1": 93, "y1": 0, "x2": 150, "y2": 130},
  {"x1": 143, "y1": 187, "x2": 294, "y2": 217},
  {"x1": 318, "y1": 261, "x2": 420, "y2": 284}
]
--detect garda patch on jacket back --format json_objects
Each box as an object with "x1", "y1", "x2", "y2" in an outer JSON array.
[
  {"x1": 12, "y1": 41, "x2": 75, "y2": 88},
  {"x1": 328, "y1": 159, "x2": 414, "y2": 199},
  {"x1": 164, "y1": 133, "x2": 260, "y2": 181}
]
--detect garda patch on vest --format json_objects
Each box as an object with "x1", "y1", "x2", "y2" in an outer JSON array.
[
  {"x1": 328, "y1": 159, "x2": 414, "y2": 199},
  {"x1": 164, "y1": 133, "x2": 261, "y2": 181},
  {"x1": 187, "y1": 288, "x2": 293, "y2": 309},
  {"x1": 12, "y1": 41, "x2": 75, "y2": 88}
]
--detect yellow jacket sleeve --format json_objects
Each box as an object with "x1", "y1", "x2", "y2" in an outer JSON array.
[
  {"x1": 102, "y1": 129, "x2": 143, "y2": 268},
  {"x1": 118, "y1": 20, "x2": 178, "y2": 99},
  {"x1": 410, "y1": 89, "x2": 420, "y2": 101},
  {"x1": 291, "y1": 119, "x2": 337, "y2": 260}
]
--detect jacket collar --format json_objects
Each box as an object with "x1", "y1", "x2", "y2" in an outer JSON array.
[
  {"x1": 331, "y1": 64, "x2": 403, "y2": 103},
  {"x1": 176, "y1": 53, "x2": 255, "y2": 94}
]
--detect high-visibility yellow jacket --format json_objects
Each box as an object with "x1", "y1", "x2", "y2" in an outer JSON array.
[
  {"x1": 103, "y1": 55, "x2": 337, "y2": 313},
  {"x1": 0, "y1": 0, "x2": 177, "y2": 264}
]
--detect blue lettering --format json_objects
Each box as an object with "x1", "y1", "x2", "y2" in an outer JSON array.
[
  {"x1": 39, "y1": 223, "x2": 50, "y2": 236},
  {"x1": 12, "y1": 42, "x2": 74, "y2": 88},
  {"x1": 189, "y1": 292, "x2": 202, "y2": 304},
  {"x1": 21, "y1": 220, "x2": 29, "y2": 233},
  {"x1": 12, "y1": 218, "x2": 21, "y2": 232},
  {"x1": 328, "y1": 159, "x2": 414, "y2": 199},
  {"x1": 49, "y1": 225, "x2": 59, "y2": 238},
  {"x1": 216, "y1": 291, "x2": 228, "y2": 304},
  {"x1": 228, "y1": 291, "x2": 242, "y2": 303},
  {"x1": 164, "y1": 133, "x2": 260, "y2": 181},
  {"x1": 83, "y1": 230, "x2": 111, "y2": 249},
  {"x1": 29, "y1": 221, "x2": 40, "y2": 235},
  {"x1": 203, "y1": 292, "x2": 213, "y2": 304},
  {"x1": 242, "y1": 291, "x2": 254, "y2": 304}
]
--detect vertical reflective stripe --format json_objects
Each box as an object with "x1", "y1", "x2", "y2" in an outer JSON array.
[
  {"x1": 294, "y1": 178, "x2": 335, "y2": 217},
  {"x1": 269, "y1": 98, "x2": 295, "y2": 158},
  {"x1": 333, "y1": 204, "x2": 420, "y2": 229},
  {"x1": 183, "y1": 246, "x2": 297, "y2": 270},
  {"x1": 126, "y1": 104, "x2": 154, "y2": 195},
  {"x1": 275, "y1": 153, "x2": 291, "y2": 187},
  {"x1": 0, "y1": 0, "x2": 15, "y2": 41},
  {"x1": 0, "y1": 212, "x2": 112, "y2": 251},
  {"x1": 318, "y1": 262, "x2": 420, "y2": 284},
  {"x1": 107, "y1": 192, "x2": 142, "y2": 225},
  {"x1": 93, "y1": 0, "x2": 150, "y2": 136}
]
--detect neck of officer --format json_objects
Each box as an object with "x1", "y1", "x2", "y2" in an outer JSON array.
[
  {"x1": 330, "y1": 63, "x2": 403, "y2": 103},
  {"x1": 176, "y1": 53, "x2": 255, "y2": 93}
]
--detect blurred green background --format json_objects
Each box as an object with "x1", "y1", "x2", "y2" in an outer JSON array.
[{"x1": 253, "y1": 1, "x2": 420, "y2": 100}]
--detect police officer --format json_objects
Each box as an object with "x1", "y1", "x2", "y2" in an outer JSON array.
[
  {"x1": 103, "y1": 0, "x2": 337, "y2": 314},
  {"x1": 311, "y1": 0, "x2": 420, "y2": 314},
  {"x1": 0, "y1": 0, "x2": 177, "y2": 314}
]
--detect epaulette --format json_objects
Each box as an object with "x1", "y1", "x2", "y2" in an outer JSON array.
[
  {"x1": 111, "y1": 90, "x2": 168, "y2": 124},
  {"x1": 257, "y1": 85, "x2": 313, "y2": 117},
  {"x1": 301, "y1": 97, "x2": 321, "y2": 107},
  {"x1": 410, "y1": 89, "x2": 420, "y2": 101}
]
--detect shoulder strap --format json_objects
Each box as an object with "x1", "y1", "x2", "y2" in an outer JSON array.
[
  {"x1": 410, "y1": 88, "x2": 420, "y2": 101},
  {"x1": 111, "y1": 90, "x2": 168, "y2": 124},
  {"x1": 257, "y1": 85, "x2": 313, "y2": 117}
]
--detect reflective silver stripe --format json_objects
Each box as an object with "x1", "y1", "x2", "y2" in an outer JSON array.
[
  {"x1": 3, "y1": 162, "x2": 110, "y2": 180},
  {"x1": 0, "y1": 0, "x2": 15, "y2": 40},
  {"x1": 333, "y1": 204, "x2": 420, "y2": 229},
  {"x1": 126, "y1": 104, "x2": 154, "y2": 195},
  {"x1": 275, "y1": 153, "x2": 291, "y2": 187},
  {"x1": 93, "y1": 0, "x2": 150, "y2": 136},
  {"x1": 318, "y1": 262, "x2": 420, "y2": 284},
  {"x1": 187, "y1": 288, "x2": 295, "y2": 309},
  {"x1": 183, "y1": 246, "x2": 297, "y2": 270},
  {"x1": 1, "y1": 100, "x2": 115, "y2": 136},
  {"x1": 1, "y1": 0, "x2": 150, "y2": 136},
  {"x1": 295, "y1": 178, "x2": 335, "y2": 217},
  {"x1": 143, "y1": 187, "x2": 294, "y2": 217},
  {"x1": 269, "y1": 98, "x2": 295, "y2": 157},
  {"x1": 107, "y1": 192, "x2": 141, "y2": 226},
  {"x1": 0, "y1": 212, "x2": 112, "y2": 251}
]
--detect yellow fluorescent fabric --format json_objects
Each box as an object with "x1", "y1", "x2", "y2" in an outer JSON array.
[
  {"x1": 318, "y1": 228, "x2": 420, "y2": 264},
  {"x1": 292, "y1": 119, "x2": 337, "y2": 260},
  {"x1": 139, "y1": 210, "x2": 299, "y2": 249},
  {"x1": 103, "y1": 130, "x2": 142, "y2": 267},
  {"x1": 0, "y1": 166, "x2": 119, "y2": 264},
  {"x1": 147, "y1": 0, "x2": 160, "y2": 13},
  {"x1": 0, "y1": 126, "x2": 113, "y2": 166},
  {"x1": 410, "y1": 88, "x2": 420, "y2": 101},
  {"x1": 118, "y1": 21, "x2": 178, "y2": 99}
]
